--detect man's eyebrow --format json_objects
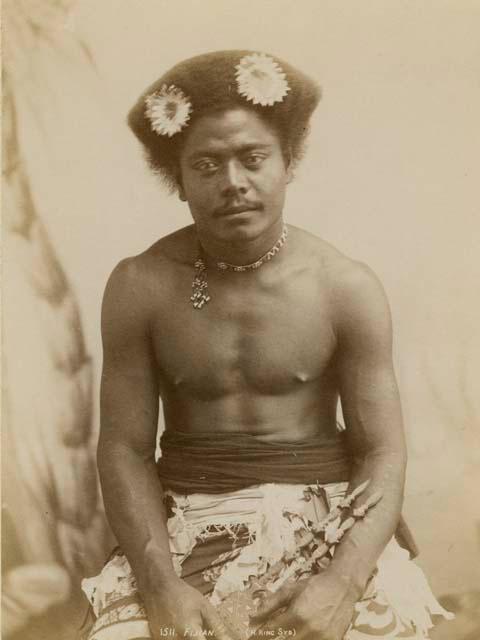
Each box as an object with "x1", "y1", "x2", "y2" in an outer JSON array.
[{"x1": 188, "y1": 143, "x2": 273, "y2": 161}]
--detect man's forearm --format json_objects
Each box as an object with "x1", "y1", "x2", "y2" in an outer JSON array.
[
  {"x1": 328, "y1": 448, "x2": 407, "y2": 596},
  {"x1": 98, "y1": 442, "x2": 177, "y2": 594}
]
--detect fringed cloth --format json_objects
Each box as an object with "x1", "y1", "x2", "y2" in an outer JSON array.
[{"x1": 81, "y1": 483, "x2": 453, "y2": 640}]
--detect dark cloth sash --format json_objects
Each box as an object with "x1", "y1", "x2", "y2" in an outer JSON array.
[{"x1": 157, "y1": 429, "x2": 352, "y2": 493}]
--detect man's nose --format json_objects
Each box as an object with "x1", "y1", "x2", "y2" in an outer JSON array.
[{"x1": 221, "y1": 160, "x2": 249, "y2": 196}]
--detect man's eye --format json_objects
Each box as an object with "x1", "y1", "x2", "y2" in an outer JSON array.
[
  {"x1": 244, "y1": 154, "x2": 266, "y2": 167},
  {"x1": 194, "y1": 160, "x2": 218, "y2": 172}
]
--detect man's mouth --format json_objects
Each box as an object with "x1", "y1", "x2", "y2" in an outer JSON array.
[{"x1": 216, "y1": 203, "x2": 262, "y2": 217}]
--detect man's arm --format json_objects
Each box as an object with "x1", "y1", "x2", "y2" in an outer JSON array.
[
  {"x1": 98, "y1": 258, "x2": 232, "y2": 639},
  {"x1": 99, "y1": 259, "x2": 172, "y2": 589},
  {"x1": 251, "y1": 262, "x2": 406, "y2": 639},
  {"x1": 328, "y1": 261, "x2": 407, "y2": 591}
]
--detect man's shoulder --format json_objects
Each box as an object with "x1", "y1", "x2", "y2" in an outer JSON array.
[
  {"x1": 292, "y1": 226, "x2": 373, "y2": 282},
  {"x1": 292, "y1": 226, "x2": 387, "y2": 310},
  {"x1": 107, "y1": 225, "x2": 196, "y2": 288},
  {"x1": 102, "y1": 225, "x2": 196, "y2": 324}
]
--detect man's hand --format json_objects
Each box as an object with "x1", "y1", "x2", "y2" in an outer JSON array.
[
  {"x1": 144, "y1": 575, "x2": 234, "y2": 640},
  {"x1": 249, "y1": 568, "x2": 360, "y2": 640}
]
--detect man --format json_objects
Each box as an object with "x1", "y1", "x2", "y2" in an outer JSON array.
[{"x1": 82, "y1": 51, "x2": 451, "y2": 640}]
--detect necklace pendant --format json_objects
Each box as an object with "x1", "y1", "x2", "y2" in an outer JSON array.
[{"x1": 191, "y1": 258, "x2": 210, "y2": 309}]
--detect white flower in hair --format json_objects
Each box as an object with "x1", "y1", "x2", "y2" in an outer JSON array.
[
  {"x1": 235, "y1": 53, "x2": 290, "y2": 106},
  {"x1": 145, "y1": 84, "x2": 192, "y2": 137}
]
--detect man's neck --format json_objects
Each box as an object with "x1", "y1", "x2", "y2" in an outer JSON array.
[{"x1": 196, "y1": 218, "x2": 286, "y2": 268}]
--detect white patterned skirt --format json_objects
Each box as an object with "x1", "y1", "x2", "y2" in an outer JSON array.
[{"x1": 81, "y1": 483, "x2": 453, "y2": 639}]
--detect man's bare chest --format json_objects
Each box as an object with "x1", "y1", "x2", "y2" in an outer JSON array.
[{"x1": 151, "y1": 272, "x2": 337, "y2": 399}]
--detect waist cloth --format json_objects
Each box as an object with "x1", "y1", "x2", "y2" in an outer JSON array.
[
  {"x1": 155, "y1": 428, "x2": 353, "y2": 493},
  {"x1": 81, "y1": 430, "x2": 453, "y2": 640}
]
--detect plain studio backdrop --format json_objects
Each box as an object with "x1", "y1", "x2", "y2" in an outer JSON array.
[{"x1": 7, "y1": 0, "x2": 479, "y2": 606}]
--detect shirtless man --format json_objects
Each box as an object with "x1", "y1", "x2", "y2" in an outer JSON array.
[{"x1": 86, "y1": 51, "x2": 448, "y2": 640}]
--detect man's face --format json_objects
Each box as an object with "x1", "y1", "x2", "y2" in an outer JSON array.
[{"x1": 178, "y1": 108, "x2": 290, "y2": 245}]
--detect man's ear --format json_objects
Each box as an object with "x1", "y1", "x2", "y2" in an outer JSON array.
[
  {"x1": 285, "y1": 153, "x2": 294, "y2": 184},
  {"x1": 283, "y1": 146, "x2": 294, "y2": 184},
  {"x1": 178, "y1": 185, "x2": 187, "y2": 202},
  {"x1": 286, "y1": 163, "x2": 294, "y2": 184},
  {"x1": 176, "y1": 171, "x2": 187, "y2": 201}
]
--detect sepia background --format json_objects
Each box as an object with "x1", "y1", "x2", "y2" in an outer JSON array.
[{"x1": 2, "y1": 1, "x2": 479, "y2": 638}]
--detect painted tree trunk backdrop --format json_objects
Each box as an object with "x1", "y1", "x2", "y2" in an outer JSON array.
[{"x1": 2, "y1": 1, "x2": 110, "y2": 637}]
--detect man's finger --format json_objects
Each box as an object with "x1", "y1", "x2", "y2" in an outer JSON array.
[
  {"x1": 249, "y1": 583, "x2": 295, "y2": 623},
  {"x1": 202, "y1": 604, "x2": 235, "y2": 640}
]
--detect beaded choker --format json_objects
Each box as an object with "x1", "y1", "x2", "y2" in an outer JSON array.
[{"x1": 191, "y1": 225, "x2": 288, "y2": 309}]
